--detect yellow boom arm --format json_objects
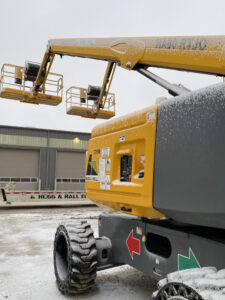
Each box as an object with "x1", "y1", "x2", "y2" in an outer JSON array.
[
  {"x1": 32, "y1": 35, "x2": 225, "y2": 112},
  {"x1": 35, "y1": 36, "x2": 225, "y2": 83},
  {"x1": 2, "y1": 36, "x2": 225, "y2": 117},
  {"x1": 48, "y1": 36, "x2": 225, "y2": 72}
]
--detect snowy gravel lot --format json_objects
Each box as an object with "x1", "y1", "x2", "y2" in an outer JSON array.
[{"x1": 0, "y1": 206, "x2": 157, "y2": 300}]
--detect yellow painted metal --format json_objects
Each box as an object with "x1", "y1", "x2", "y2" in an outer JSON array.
[
  {"x1": 0, "y1": 64, "x2": 63, "y2": 105},
  {"x1": 4, "y1": 35, "x2": 224, "y2": 113},
  {"x1": 85, "y1": 105, "x2": 165, "y2": 219},
  {"x1": 0, "y1": 88, "x2": 61, "y2": 105},
  {"x1": 80, "y1": 88, "x2": 86, "y2": 99},
  {"x1": 42, "y1": 53, "x2": 55, "y2": 94},
  {"x1": 48, "y1": 35, "x2": 225, "y2": 74},
  {"x1": 97, "y1": 62, "x2": 115, "y2": 110},
  {"x1": 25, "y1": 35, "x2": 225, "y2": 117},
  {"x1": 66, "y1": 86, "x2": 115, "y2": 119},
  {"x1": 67, "y1": 105, "x2": 115, "y2": 119},
  {"x1": 32, "y1": 50, "x2": 52, "y2": 94},
  {"x1": 15, "y1": 66, "x2": 23, "y2": 82},
  {"x1": 102, "y1": 63, "x2": 116, "y2": 109}
]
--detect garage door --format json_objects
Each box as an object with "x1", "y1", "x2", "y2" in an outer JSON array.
[
  {"x1": 56, "y1": 151, "x2": 85, "y2": 191},
  {"x1": 0, "y1": 148, "x2": 40, "y2": 191}
]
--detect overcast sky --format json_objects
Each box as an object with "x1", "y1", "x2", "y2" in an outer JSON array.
[{"x1": 0, "y1": 0, "x2": 224, "y2": 133}]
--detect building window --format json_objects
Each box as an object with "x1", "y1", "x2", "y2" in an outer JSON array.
[
  {"x1": 31, "y1": 178, "x2": 38, "y2": 182},
  {"x1": 56, "y1": 178, "x2": 85, "y2": 183},
  {"x1": 0, "y1": 178, "x2": 10, "y2": 182},
  {"x1": 63, "y1": 179, "x2": 70, "y2": 183},
  {"x1": 71, "y1": 179, "x2": 79, "y2": 183},
  {"x1": 0, "y1": 177, "x2": 38, "y2": 183},
  {"x1": 11, "y1": 178, "x2": 20, "y2": 182},
  {"x1": 21, "y1": 178, "x2": 31, "y2": 182}
]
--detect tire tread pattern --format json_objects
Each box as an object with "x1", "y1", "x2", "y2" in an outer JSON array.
[{"x1": 54, "y1": 221, "x2": 98, "y2": 294}]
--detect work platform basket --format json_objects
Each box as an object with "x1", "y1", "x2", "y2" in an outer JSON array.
[
  {"x1": 0, "y1": 63, "x2": 63, "y2": 105},
  {"x1": 66, "y1": 86, "x2": 115, "y2": 119}
]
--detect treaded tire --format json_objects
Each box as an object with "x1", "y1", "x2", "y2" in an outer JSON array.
[
  {"x1": 151, "y1": 267, "x2": 225, "y2": 300},
  {"x1": 54, "y1": 221, "x2": 98, "y2": 294},
  {"x1": 152, "y1": 282, "x2": 204, "y2": 300}
]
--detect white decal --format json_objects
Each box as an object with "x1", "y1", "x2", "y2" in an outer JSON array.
[
  {"x1": 102, "y1": 147, "x2": 110, "y2": 157},
  {"x1": 136, "y1": 226, "x2": 142, "y2": 235},
  {"x1": 75, "y1": 39, "x2": 95, "y2": 46},
  {"x1": 85, "y1": 175, "x2": 99, "y2": 182},
  {"x1": 140, "y1": 154, "x2": 145, "y2": 167},
  {"x1": 120, "y1": 135, "x2": 125, "y2": 142},
  {"x1": 105, "y1": 175, "x2": 111, "y2": 190},
  {"x1": 99, "y1": 158, "x2": 105, "y2": 183},
  {"x1": 147, "y1": 112, "x2": 156, "y2": 121},
  {"x1": 100, "y1": 175, "x2": 111, "y2": 190}
]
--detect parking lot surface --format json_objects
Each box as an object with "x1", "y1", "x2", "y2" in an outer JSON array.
[{"x1": 0, "y1": 206, "x2": 157, "y2": 300}]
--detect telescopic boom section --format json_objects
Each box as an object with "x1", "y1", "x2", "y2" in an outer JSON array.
[
  {"x1": 32, "y1": 35, "x2": 225, "y2": 112},
  {"x1": 33, "y1": 35, "x2": 225, "y2": 94},
  {"x1": 49, "y1": 36, "x2": 225, "y2": 74}
]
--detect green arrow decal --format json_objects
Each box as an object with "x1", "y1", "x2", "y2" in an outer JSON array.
[{"x1": 178, "y1": 248, "x2": 200, "y2": 271}]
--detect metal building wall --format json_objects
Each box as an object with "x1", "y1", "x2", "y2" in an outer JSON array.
[
  {"x1": 0, "y1": 125, "x2": 90, "y2": 191},
  {"x1": 55, "y1": 151, "x2": 85, "y2": 191},
  {"x1": 0, "y1": 148, "x2": 40, "y2": 190}
]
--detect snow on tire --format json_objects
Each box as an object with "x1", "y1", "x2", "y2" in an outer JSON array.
[
  {"x1": 54, "y1": 221, "x2": 98, "y2": 294},
  {"x1": 151, "y1": 267, "x2": 225, "y2": 300}
]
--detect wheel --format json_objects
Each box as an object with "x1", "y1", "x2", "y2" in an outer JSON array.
[
  {"x1": 151, "y1": 267, "x2": 225, "y2": 300},
  {"x1": 153, "y1": 282, "x2": 203, "y2": 300},
  {"x1": 53, "y1": 221, "x2": 98, "y2": 294}
]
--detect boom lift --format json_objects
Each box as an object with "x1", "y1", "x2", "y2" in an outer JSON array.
[{"x1": 2, "y1": 36, "x2": 225, "y2": 299}]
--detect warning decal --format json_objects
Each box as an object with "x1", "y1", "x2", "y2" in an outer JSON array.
[
  {"x1": 86, "y1": 154, "x2": 98, "y2": 181},
  {"x1": 99, "y1": 157, "x2": 105, "y2": 182},
  {"x1": 99, "y1": 157, "x2": 111, "y2": 190},
  {"x1": 106, "y1": 159, "x2": 111, "y2": 171},
  {"x1": 100, "y1": 174, "x2": 111, "y2": 190},
  {"x1": 102, "y1": 147, "x2": 110, "y2": 157}
]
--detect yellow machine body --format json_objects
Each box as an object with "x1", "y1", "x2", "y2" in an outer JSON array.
[{"x1": 85, "y1": 104, "x2": 164, "y2": 219}]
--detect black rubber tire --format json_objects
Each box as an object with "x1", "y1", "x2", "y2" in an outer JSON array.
[
  {"x1": 53, "y1": 221, "x2": 98, "y2": 294},
  {"x1": 152, "y1": 282, "x2": 204, "y2": 300}
]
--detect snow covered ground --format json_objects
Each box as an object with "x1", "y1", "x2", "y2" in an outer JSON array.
[{"x1": 0, "y1": 207, "x2": 157, "y2": 300}]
